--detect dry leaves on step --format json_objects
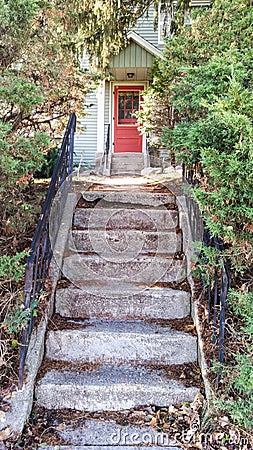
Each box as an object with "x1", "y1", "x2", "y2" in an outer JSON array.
[
  {"x1": 149, "y1": 416, "x2": 157, "y2": 427},
  {"x1": 0, "y1": 428, "x2": 11, "y2": 442},
  {"x1": 56, "y1": 422, "x2": 67, "y2": 432}
]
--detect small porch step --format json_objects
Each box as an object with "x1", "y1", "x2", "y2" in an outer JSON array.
[{"x1": 110, "y1": 153, "x2": 145, "y2": 175}]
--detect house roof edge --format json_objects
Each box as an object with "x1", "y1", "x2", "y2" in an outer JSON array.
[{"x1": 127, "y1": 30, "x2": 164, "y2": 59}]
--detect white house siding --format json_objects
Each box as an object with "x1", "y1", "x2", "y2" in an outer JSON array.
[
  {"x1": 134, "y1": 3, "x2": 162, "y2": 50},
  {"x1": 74, "y1": 91, "x2": 98, "y2": 169},
  {"x1": 135, "y1": 1, "x2": 210, "y2": 49}
]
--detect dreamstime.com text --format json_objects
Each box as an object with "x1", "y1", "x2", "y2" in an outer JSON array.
[{"x1": 109, "y1": 428, "x2": 248, "y2": 447}]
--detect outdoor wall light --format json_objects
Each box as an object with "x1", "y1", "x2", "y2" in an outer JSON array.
[{"x1": 127, "y1": 72, "x2": 135, "y2": 79}]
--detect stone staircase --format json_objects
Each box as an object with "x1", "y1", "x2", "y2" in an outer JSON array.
[
  {"x1": 110, "y1": 153, "x2": 145, "y2": 175},
  {"x1": 35, "y1": 187, "x2": 201, "y2": 449}
]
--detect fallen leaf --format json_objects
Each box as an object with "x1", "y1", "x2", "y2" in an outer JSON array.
[
  {"x1": 212, "y1": 431, "x2": 224, "y2": 441},
  {"x1": 56, "y1": 422, "x2": 67, "y2": 431},
  {"x1": 168, "y1": 405, "x2": 177, "y2": 414},
  {"x1": 193, "y1": 392, "x2": 205, "y2": 410},
  {"x1": 179, "y1": 372, "x2": 186, "y2": 379},
  {"x1": 191, "y1": 443, "x2": 203, "y2": 449},
  {"x1": 219, "y1": 416, "x2": 230, "y2": 427},
  {"x1": 0, "y1": 428, "x2": 11, "y2": 441},
  {"x1": 181, "y1": 405, "x2": 192, "y2": 415},
  {"x1": 149, "y1": 416, "x2": 157, "y2": 427}
]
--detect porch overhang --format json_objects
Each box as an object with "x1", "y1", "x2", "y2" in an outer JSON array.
[{"x1": 110, "y1": 31, "x2": 163, "y2": 82}]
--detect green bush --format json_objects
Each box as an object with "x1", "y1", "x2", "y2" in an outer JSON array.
[
  {"x1": 0, "y1": 251, "x2": 28, "y2": 282},
  {"x1": 35, "y1": 147, "x2": 59, "y2": 179},
  {"x1": 216, "y1": 291, "x2": 253, "y2": 429}
]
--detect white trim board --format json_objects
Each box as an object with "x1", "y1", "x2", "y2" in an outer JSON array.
[
  {"x1": 96, "y1": 81, "x2": 105, "y2": 155},
  {"x1": 127, "y1": 31, "x2": 163, "y2": 59}
]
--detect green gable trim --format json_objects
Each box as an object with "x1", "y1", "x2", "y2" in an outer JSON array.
[{"x1": 111, "y1": 41, "x2": 155, "y2": 69}]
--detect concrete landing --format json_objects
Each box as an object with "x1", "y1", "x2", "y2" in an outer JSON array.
[{"x1": 81, "y1": 191, "x2": 176, "y2": 206}]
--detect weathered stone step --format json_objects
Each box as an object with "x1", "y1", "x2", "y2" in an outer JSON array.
[
  {"x1": 73, "y1": 208, "x2": 178, "y2": 231},
  {"x1": 41, "y1": 418, "x2": 181, "y2": 448},
  {"x1": 111, "y1": 161, "x2": 144, "y2": 169},
  {"x1": 36, "y1": 365, "x2": 199, "y2": 411},
  {"x1": 62, "y1": 254, "x2": 186, "y2": 285},
  {"x1": 68, "y1": 229, "x2": 181, "y2": 255},
  {"x1": 111, "y1": 160, "x2": 144, "y2": 164},
  {"x1": 46, "y1": 320, "x2": 197, "y2": 365},
  {"x1": 55, "y1": 285, "x2": 190, "y2": 319},
  {"x1": 81, "y1": 191, "x2": 176, "y2": 206},
  {"x1": 111, "y1": 169, "x2": 144, "y2": 175},
  {"x1": 112, "y1": 152, "x2": 144, "y2": 158},
  {"x1": 111, "y1": 157, "x2": 144, "y2": 166}
]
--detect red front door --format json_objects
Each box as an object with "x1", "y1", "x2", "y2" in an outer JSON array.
[{"x1": 114, "y1": 86, "x2": 144, "y2": 153}]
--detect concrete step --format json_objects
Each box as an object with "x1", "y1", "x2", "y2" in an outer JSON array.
[
  {"x1": 40, "y1": 418, "x2": 181, "y2": 448},
  {"x1": 111, "y1": 160, "x2": 144, "y2": 165},
  {"x1": 110, "y1": 169, "x2": 143, "y2": 175},
  {"x1": 111, "y1": 158, "x2": 144, "y2": 166},
  {"x1": 55, "y1": 285, "x2": 190, "y2": 320},
  {"x1": 36, "y1": 365, "x2": 199, "y2": 411},
  {"x1": 111, "y1": 156, "x2": 144, "y2": 169},
  {"x1": 62, "y1": 254, "x2": 186, "y2": 285},
  {"x1": 73, "y1": 208, "x2": 178, "y2": 231},
  {"x1": 68, "y1": 229, "x2": 182, "y2": 256},
  {"x1": 46, "y1": 320, "x2": 197, "y2": 365},
  {"x1": 81, "y1": 191, "x2": 176, "y2": 207},
  {"x1": 112, "y1": 152, "x2": 144, "y2": 158},
  {"x1": 111, "y1": 160, "x2": 144, "y2": 168}
]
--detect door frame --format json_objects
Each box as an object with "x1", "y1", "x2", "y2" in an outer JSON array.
[{"x1": 111, "y1": 81, "x2": 147, "y2": 154}]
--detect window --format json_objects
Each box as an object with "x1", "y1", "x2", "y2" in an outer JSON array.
[{"x1": 118, "y1": 91, "x2": 140, "y2": 124}]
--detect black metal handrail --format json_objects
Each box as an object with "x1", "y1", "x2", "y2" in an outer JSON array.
[
  {"x1": 18, "y1": 113, "x2": 76, "y2": 388},
  {"x1": 105, "y1": 123, "x2": 110, "y2": 156},
  {"x1": 202, "y1": 231, "x2": 231, "y2": 363},
  {"x1": 182, "y1": 164, "x2": 231, "y2": 371}
]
